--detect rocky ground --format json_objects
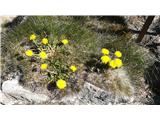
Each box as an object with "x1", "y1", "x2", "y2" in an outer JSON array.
[
  {"x1": 0, "y1": 69, "x2": 141, "y2": 105},
  {"x1": 0, "y1": 16, "x2": 160, "y2": 105},
  {"x1": 126, "y1": 16, "x2": 160, "y2": 104}
]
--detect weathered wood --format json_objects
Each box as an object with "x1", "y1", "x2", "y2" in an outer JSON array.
[{"x1": 136, "y1": 16, "x2": 155, "y2": 43}]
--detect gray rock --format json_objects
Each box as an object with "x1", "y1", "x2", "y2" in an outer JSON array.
[
  {"x1": 52, "y1": 82, "x2": 137, "y2": 105},
  {"x1": 0, "y1": 90, "x2": 30, "y2": 105},
  {"x1": 2, "y1": 75, "x2": 50, "y2": 104},
  {"x1": 0, "y1": 90, "x2": 16, "y2": 105},
  {"x1": 124, "y1": 16, "x2": 146, "y2": 31}
]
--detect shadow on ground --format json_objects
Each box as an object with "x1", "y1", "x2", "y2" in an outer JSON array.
[
  {"x1": 84, "y1": 54, "x2": 108, "y2": 73},
  {"x1": 3, "y1": 16, "x2": 25, "y2": 29},
  {"x1": 97, "y1": 16, "x2": 127, "y2": 25},
  {"x1": 144, "y1": 61, "x2": 160, "y2": 104}
]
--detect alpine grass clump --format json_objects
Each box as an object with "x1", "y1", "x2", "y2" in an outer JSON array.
[{"x1": 1, "y1": 16, "x2": 154, "y2": 97}]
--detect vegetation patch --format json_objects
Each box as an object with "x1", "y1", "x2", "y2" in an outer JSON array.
[{"x1": 1, "y1": 16, "x2": 154, "y2": 97}]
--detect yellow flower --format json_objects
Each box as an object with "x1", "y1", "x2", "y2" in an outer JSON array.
[
  {"x1": 70, "y1": 65, "x2": 77, "y2": 72},
  {"x1": 101, "y1": 55, "x2": 111, "y2": 64},
  {"x1": 109, "y1": 59, "x2": 123, "y2": 68},
  {"x1": 41, "y1": 38, "x2": 48, "y2": 45},
  {"x1": 25, "y1": 50, "x2": 34, "y2": 57},
  {"x1": 109, "y1": 60, "x2": 117, "y2": 68},
  {"x1": 39, "y1": 51, "x2": 47, "y2": 59},
  {"x1": 114, "y1": 58, "x2": 123, "y2": 68},
  {"x1": 101, "y1": 48, "x2": 109, "y2": 55},
  {"x1": 40, "y1": 63, "x2": 48, "y2": 70},
  {"x1": 29, "y1": 34, "x2": 36, "y2": 41},
  {"x1": 56, "y1": 79, "x2": 67, "y2": 89},
  {"x1": 61, "y1": 39, "x2": 69, "y2": 45},
  {"x1": 114, "y1": 51, "x2": 122, "y2": 58}
]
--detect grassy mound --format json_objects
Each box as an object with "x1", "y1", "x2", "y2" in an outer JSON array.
[{"x1": 1, "y1": 16, "x2": 154, "y2": 96}]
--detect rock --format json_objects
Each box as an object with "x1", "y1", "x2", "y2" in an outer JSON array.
[
  {"x1": 52, "y1": 82, "x2": 138, "y2": 105},
  {"x1": 125, "y1": 16, "x2": 160, "y2": 41},
  {"x1": 51, "y1": 67, "x2": 139, "y2": 105},
  {"x1": 149, "y1": 16, "x2": 160, "y2": 33},
  {"x1": 83, "y1": 68, "x2": 135, "y2": 98},
  {"x1": 0, "y1": 16, "x2": 26, "y2": 33},
  {"x1": 157, "y1": 46, "x2": 160, "y2": 54},
  {"x1": 2, "y1": 75, "x2": 50, "y2": 104},
  {"x1": 0, "y1": 90, "x2": 30, "y2": 105},
  {"x1": 0, "y1": 16, "x2": 17, "y2": 32},
  {"x1": 0, "y1": 16, "x2": 17, "y2": 25},
  {"x1": 0, "y1": 90, "x2": 15, "y2": 105},
  {"x1": 124, "y1": 16, "x2": 147, "y2": 31}
]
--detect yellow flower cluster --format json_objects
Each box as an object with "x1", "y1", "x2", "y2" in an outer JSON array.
[
  {"x1": 26, "y1": 33, "x2": 124, "y2": 92},
  {"x1": 26, "y1": 35, "x2": 48, "y2": 59},
  {"x1": 55, "y1": 39, "x2": 75, "y2": 89},
  {"x1": 25, "y1": 34, "x2": 49, "y2": 72},
  {"x1": 56, "y1": 65, "x2": 77, "y2": 90},
  {"x1": 101, "y1": 48, "x2": 123, "y2": 69},
  {"x1": 29, "y1": 34, "x2": 49, "y2": 45},
  {"x1": 26, "y1": 34, "x2": 77, "y2": 90}
]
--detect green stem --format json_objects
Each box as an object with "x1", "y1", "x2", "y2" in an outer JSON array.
[{"x1": 33, "y1": 40, "x2": 42, "y2": 51}]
